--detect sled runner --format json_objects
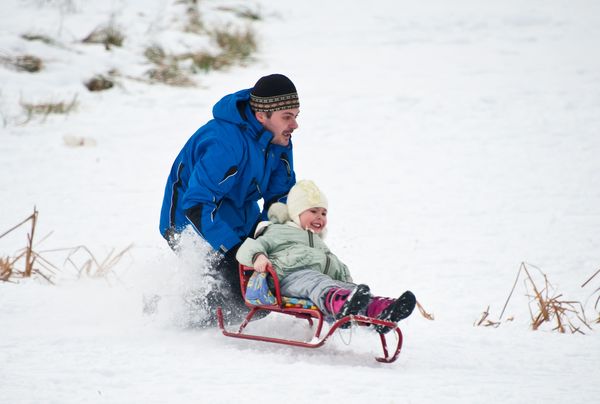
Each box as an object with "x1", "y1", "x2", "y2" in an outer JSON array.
[{"x1": 216, "y1": 265, "x2": 404, "y2": 363}]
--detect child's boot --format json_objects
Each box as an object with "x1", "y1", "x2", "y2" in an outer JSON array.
[
  {"x1": 325, "y1": 284, "x2": 371, "y2": 322},
  {"x1": 371, "y1": 291, "x2": 416, "y2": 334},
  {"x1": 365, "y1": 296, "x2": 395, "y2": 318}
]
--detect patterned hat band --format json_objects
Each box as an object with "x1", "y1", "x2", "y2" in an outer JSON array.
[{"x1": 250, "y1": 92, "x2": 300, "y2": 112}]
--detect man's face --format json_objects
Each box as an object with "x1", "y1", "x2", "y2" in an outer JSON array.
[{"x1": 256, "y1": 108, "x2": 300, "y2": 147}]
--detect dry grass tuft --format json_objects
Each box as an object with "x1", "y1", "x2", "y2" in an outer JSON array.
[
  {"x1": 1, "y1": 256, "x2": 15, "y2": 282},
  {"x1": 172, "y1": 26, "x2": 257, "y2": 74},
  {"x1": 1, "y1": 208, "x2": 132, "y2": 285},
  {"x1": 0, "y1": 208, "x2": 53, "y2": 283},
  {"x1": 475, "y1": 305, "x2": 501, "y2": 328},
  {"x1": 183, "y1": 0, "x2": 204, "y2": 34},
  {"x1": 213, "y1": 25, "x2": 257, "y2": 64},
  {"x1": 61, "y1": 244, "x2": 133, "y2": 280},
  {"x1": 21, "y1": 33, "x2": 58, "y2": 47},
  {"x1": 181, "y1": 51, "x2": 229, "y2": 73},
  {"x1": 146, "y1": 62, "x2": 196, "y2": 87},
  {"x1": 0, "y1": 53, "x2": 43, "y2": 72},
  {"x1": 20, "y1": 94, "x2": 78, "y2": 123},
  {"x1": 476, "y1": 262, "x2": 592, "y2": 334},
  {"x1": 84, "y1": 75, "x2": 114, "y2": 92},
  {"x1": 144, "y1": 44, "x2": 166, "y2": 65},
  {"x1": 82, "y1": 23, "x2": 124, "y2": 49},
  {"x1": 217, "y1": 5, "x2": 263, "y2": 21},
  {"x1": 141, "y1": 4, "x2": 259, "y2": 85}
]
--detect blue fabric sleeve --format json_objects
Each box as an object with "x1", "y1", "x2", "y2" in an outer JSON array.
[
  {"x1": 261, "y1": 149, "x2": 296, "y2": 220},
  {"x1": 182, "y1": 137, "x2": 243, "y2": 252}
]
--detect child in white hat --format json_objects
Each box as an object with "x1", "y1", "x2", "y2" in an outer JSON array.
[{"x1": 236, "y1": 180, "x2": 415, "y2": 332}]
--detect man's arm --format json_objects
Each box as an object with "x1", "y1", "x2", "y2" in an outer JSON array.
[{"x1": 182, "y1": 139, "x2": 242, "y2": 253}]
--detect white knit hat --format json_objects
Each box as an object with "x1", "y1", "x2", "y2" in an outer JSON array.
[{"x1": 285, "y1": 180, "x2": 328, "y2": 226}]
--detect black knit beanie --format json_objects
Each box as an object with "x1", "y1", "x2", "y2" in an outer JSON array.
[{"x1": 250, "y1": 74, "x2": 299, "y2": 112}]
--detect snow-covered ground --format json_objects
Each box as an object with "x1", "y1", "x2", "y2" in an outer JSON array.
[{"x1": 2, "y1": 0, "x2": 600, "y2": 402}]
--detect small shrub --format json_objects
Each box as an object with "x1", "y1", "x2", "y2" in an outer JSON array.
[
  {"x1": 175, "y1": 26, "x2": 258, "y2": 74},
  {"x1": 213, "y1": 25, "x2": 257, "y2": 63},
  {"x1": 15, "y1": 55, "x2": 43, "y2": 72},
  {"x1": 84, "y1": 75, "x2": 114, "y2": 92},
  {"x1": 177, "y1": 51, "x2": 227, "y2": 73},
  {"x1": 20, "y1": 94, "x2": 78, "y2": 123},
  {"x1": 217, "y1": 5, "x2": 263, "y2": 21},
  {"x1": 82, "y1": 23, "x2": 124, "y2": 49},
  {"x1": 21, "y1": 33, "x2": 56, "y2": 46},
  {"x1": 139, "y1": 4, "x2": 260, "y2": 84},
  {"x1": 0, "y1": 54, "x2": 43, "y2": 72},
  {"x1": 146, "y1": 63, "x2": 195, "y2": 87},
  {"x1": 184, "y1": 1, "x2": 204, "y2": 34},
  {"x1": 144, "y1": 44, "x2": 166, "y2": 64}
]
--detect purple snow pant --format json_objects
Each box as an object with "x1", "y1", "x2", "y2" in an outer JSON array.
[{"x1": 279, "y1": 269, "x2": 356, "y2": 314}]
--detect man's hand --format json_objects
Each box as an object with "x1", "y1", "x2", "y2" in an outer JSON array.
[{"x1": 253, "y1": 253, "x2": 272, "y2": 273}]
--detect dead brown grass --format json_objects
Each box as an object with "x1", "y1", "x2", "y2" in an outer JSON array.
[
  {"x1": 0, "y1": 53, "x2": 43, "y2": 72},
  {"x1": 62, "y1": 244, "x2": 133, "y2": 280},
  {"x1": 1, "y1": 208, "x2": 132, "y2": 285},
  {"x1": 82, "y1": 23, "x2": 124, "y2": 49},
  {"x1": 217, "y1": 5, "x2": 263, "y2": 21},
  {"x1": 475, "y1": 305, "x2": 502, "y2": 328},
  {"x1": 20, "y1": 94, "x2": 78, "y2": 123},
  {"x1": 84, "y1": 75, "x2": 114, "y2": 92},
  {"x1": 0, "y1": 208, "x2": 51, "y2": 282},
  {"x1": 146, "y1": 62, "x2": 196, "y2": 87},
  {"x1": 476, "y1": 262, "x2": 592, "y2": 334},
  {"x1": 416, "y1": 300, "x2": 435, "y2": 320},
  {"x1": 581, "y1": 268, "x2": 600, "y2": 323}
]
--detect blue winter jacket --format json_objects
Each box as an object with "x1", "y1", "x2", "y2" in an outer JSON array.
[{"x1": 159, "y1": 89, "x2": 296, "y2": 253}]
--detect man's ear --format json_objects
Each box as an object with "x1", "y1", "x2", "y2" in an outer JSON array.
[{"x1": 255, "y1": 111, "x2": 267, "y2": 124}]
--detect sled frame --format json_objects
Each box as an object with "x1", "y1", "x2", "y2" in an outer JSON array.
[{"x1": 216, "y1": 265, "x2": 403, "y2": 363}]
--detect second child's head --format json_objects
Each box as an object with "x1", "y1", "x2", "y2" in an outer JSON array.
[{"x1": 287, "y1": 180, "x2": 328, "y2": 234}]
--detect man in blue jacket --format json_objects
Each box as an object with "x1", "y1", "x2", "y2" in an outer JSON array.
[{"x1": 159, "y1": 74, "x2": 299, "y2": 325}]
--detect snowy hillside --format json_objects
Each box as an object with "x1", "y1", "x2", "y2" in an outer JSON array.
[{"x1": 1, "y1": 0, "x2": 600, "y2": 403}]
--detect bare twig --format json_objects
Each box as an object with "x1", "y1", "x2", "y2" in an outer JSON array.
[
  {"x1": 581, "y1": 268, "x2": 600, "y2": 288},
  {"x1": 475, "y1": 305, "x2": 500, "y2": 327},
  {"x1": 23, "y1": 208, "x2": 38, "y2": 277},
  {"x1": 0, "y1": 210, "x2": 36, "y2": 239},
  {"x1": 416, "y1": 300, "x2": 434, "y2": 320}
]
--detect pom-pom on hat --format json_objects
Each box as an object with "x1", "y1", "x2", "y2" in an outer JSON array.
[
  {"x1": 286, "y1": 180, "x2": 328, "y2": 226},
  {"x1": 250, "y1": 74, "x2": 299, "y2": 112}
]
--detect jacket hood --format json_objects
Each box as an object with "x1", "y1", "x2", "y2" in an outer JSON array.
[
  {"x1": 212, "y1": 89, "x2": 261, "y2": 129},
  {"x1": 212, "y1": 88, "x2": 297, "y2": 154}
]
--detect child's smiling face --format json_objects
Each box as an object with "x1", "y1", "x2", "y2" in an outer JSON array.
[{"x1": 299, "y1": 207, "x2": 328, "y2": 233}]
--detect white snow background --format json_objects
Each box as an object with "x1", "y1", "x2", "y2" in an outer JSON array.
[{"x1": 1, "y1": 0, "x2": 600, "y2": 403}]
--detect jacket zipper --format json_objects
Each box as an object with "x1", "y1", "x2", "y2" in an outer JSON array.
[{"x1": 324, "y1": 256, "x2": 331, "y2": 276}]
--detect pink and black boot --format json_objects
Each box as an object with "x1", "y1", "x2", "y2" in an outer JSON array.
[
  {"x1": 366, "y1": 291, "x2": 416, "y2": 334},
  {"x1": 325, "y1": 284, "x2": 371, "y2": 326}
]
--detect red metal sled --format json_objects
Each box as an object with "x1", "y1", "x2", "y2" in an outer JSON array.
[{"x1": 216, "y1": 265, "x2": 403, "y2": 363}]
